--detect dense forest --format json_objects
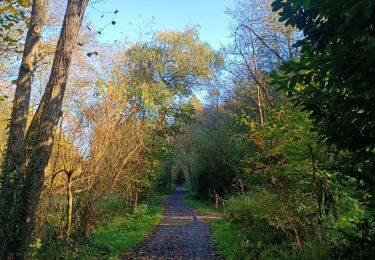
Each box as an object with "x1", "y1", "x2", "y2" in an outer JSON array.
[{"x1": 0, "y1": 0, "x2": 374, "y2": 259}]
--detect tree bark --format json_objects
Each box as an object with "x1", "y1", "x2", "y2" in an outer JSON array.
[
  {"x1": 0, "y1": 0, "x2": 89, "y2": 258},
  {"x1": 0, "y1": 0, "x2": 46, "y2": 257},
  {"x1": 3, "y1": 0, "x2": 46, "y2": 169}
]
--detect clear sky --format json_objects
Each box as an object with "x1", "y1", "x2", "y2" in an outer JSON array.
[{"x1": 86, "y1": 0, "x2": 234, "y2": 50}]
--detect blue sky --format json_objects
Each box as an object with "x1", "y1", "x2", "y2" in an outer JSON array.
[{"x1": 86, "y1": 0, "x2": 234, "y2": 50}]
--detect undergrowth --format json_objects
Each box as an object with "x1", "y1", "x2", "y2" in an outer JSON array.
[{"x1": 31, "y1": 195, "x2": 164, "y2": 259}]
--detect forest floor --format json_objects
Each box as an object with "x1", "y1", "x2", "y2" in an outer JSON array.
[{"x1": 121, "y1": 188, "x2": 223, "y2": 260}]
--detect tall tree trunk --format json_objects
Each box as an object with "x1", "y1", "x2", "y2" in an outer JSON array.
[
  {"x1": 4, "y1": 0, "x2": 46, "y2": 169},
  {"x1": 0, "y1": 0, "x2": 46, "y2": 257},
  {"x1": 0, "y1": 0, "x2": 89, "y2": 258}
]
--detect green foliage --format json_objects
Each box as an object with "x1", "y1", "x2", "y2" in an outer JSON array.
[
  {"x1": 185, "y1": 105, "x2": 363, "y2": 258},
  {"x1": 211, "y1": 217, "x2": 330, "y2": 260},
  {"x1": 270, "y1": 1, "x2": 375, "y2": 255},
  {"x1": 0, "y1": 0, "x2": 30, "y2": 51},
  {"x1": 224, "y1": 191, "x2": 366, "y2": 258},
  {"x1": 87, "y1": 201, "x2": 163, "y2": 259},
  {"x1": 112, "y1": 27, "x2": 221, "y2": 118},
  {"x1": 244, "y1": 107, "x2": 368, "y2": 255},
  {"x1": 210, "y1": 218, "x2": 251, "y2": 259},
  {"x1": 187, "y1": 193, "x2": 331, "y2": 259},
  {"x1": 271, "y1": 0, "x2": 375, "y2": 155},
  {"x1": 31, "y1": 196, "x2": 164, "y2": 259},
  {"x1": 193, "y1": 110, "x2": 241, "y2": 198}
]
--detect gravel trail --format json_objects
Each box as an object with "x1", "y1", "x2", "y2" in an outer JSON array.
[{"x1": 122, "y1": 189, "x2": 222, "y2": 260}]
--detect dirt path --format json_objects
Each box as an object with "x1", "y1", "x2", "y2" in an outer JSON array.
[{"x1": 122, "y1": 189, "x2": 223, "y2": 260}]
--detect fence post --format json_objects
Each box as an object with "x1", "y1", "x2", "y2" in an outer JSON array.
[{"x1": 215, "y1": 193, "x2": 219, "y2": 215}]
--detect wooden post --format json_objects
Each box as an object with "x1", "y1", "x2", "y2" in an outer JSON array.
[
  {"x1": 215, "y1": 193, "x2": 219, "y2": 215},
  {"x1": 66, "y1": 170, "x2": 74, "y2": 240}
]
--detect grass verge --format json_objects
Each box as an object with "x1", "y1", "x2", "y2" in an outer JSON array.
[
  {"x1": 87, "y1": 197, "x2": 164, "y2": 259},
  {"x1": 32, "y1": 196, "x2": 164, "y2": 259},
  {"x1": 183, "y1": 193, "x2": 216, "y2": 214},
  {"x1": 183, "y1": 193, "x2": 252, "y2": 259},
  {"x1": 209, "y1": 218, "x2": 251, "y2": 259}
]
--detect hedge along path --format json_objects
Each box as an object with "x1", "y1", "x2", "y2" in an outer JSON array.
[{"x1": 122, "y1": 188, "x2": 223, "y2": 260}]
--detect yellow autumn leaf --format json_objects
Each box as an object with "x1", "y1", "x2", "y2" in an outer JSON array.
[
  {"x1": 295, "y1": 83, "x2": 305, "y2": 92},
  {"x1": 18, "y1": 0, "x2": 31, "y2": 8},
  {"x1": 0, "y1": 5, "x2": 16, "y2": 14}
]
